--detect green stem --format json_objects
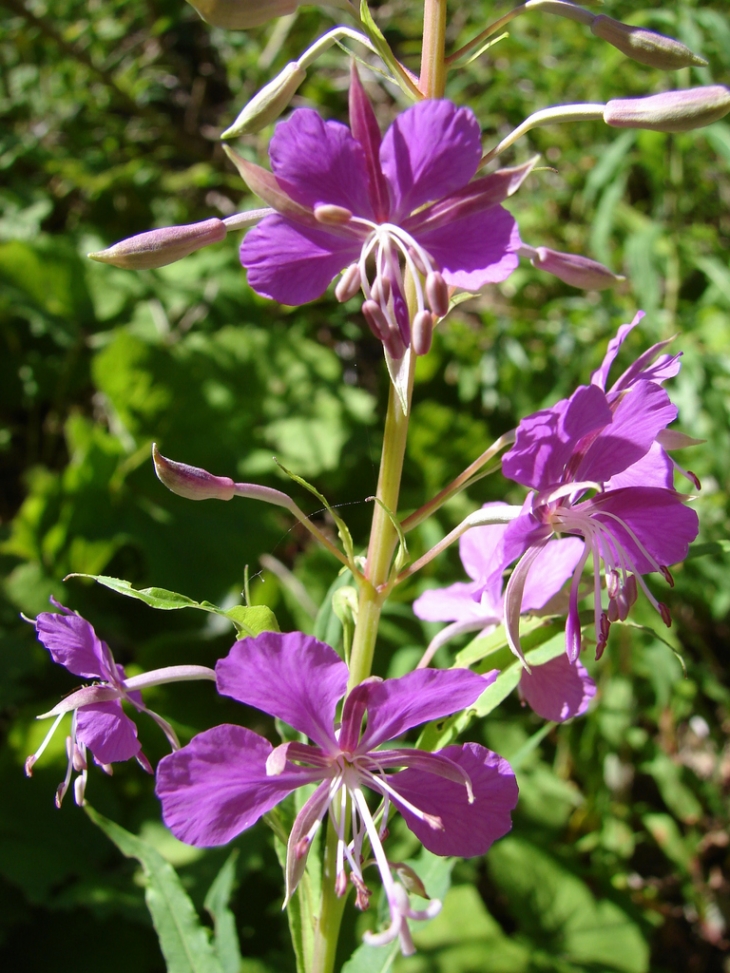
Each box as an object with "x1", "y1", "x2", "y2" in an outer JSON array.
[
  {"x1": 310, "y1": 818, "x2": 348, "y2": 973},
  {"x1": 348, "y1": 366, "x2": 414, "y2": 689},
  {"x1": 420, "y1": 0, "x2": 448, "y2": 97}
]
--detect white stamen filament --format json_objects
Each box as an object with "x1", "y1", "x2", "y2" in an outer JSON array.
[{"x1": 26, "y1": 711, "x2": 66, "y2": 774}]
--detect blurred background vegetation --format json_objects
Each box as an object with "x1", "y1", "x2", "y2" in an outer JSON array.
[{"x1": 1, "y1": 0, "x2": 729, "y2": 970}]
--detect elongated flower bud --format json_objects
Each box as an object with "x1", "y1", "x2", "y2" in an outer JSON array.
[
  {"x1": 153, "y1": 444, "x2": 235, "y2": 501},
  {"x1": 221, "y1": 62, "x2": 307, "y2": 138},
  {"x1": 604, "y1": 86, "x2": 730, "y2": 133},
  {"x1": 529, "y1": 247, "x2": 624, "y2": 290},
  {"x1": 186, "y1": 0, "x2": 299, "y2": 29},
  {"x1": 88, "y1": 219, "x2": 226, "y2": 270},
  {"x1": 591, "y1": 15, "x2": 707, "y2": 70}
]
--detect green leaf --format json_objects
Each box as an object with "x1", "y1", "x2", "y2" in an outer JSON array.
[
  {"x1": 358, "y1": 0, "x2": 420, "y2": 100},
  {"x1": 487, "y1": 837, "x2": 650, "y2": 973},
  {"x1": 86, "y1": 806, "x2": 224, "y2": 973},
  {"x1": 204, "y1": 852, "x2": 244, "y2": 973},
  {"x1": 370, "y1": 496, "x2": 409, "y2": 575},
  {"x1": 68, "y1": 573, "x2": 279, "y2": 636}
]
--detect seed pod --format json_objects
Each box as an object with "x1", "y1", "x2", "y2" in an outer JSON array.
[
  {"x1": 412, "y1": 310, "x2": 434, "y2": 356},
  {"x1": 88, "y1": 218, "x2": 226, "y2": 270},
  {"x1": 152, "y1": 444, "x2": 235, "y2": 501},
  {"x1": 591, "y1": 15, "x2": 707, "y2": 70},
  {"x1": 222, "y1": 62, "x2": 306, "y2": 138},
  {"x1": 604, "y1": 86, "x2": 730, "y2": 133}
]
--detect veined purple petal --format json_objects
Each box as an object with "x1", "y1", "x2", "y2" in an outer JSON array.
[
  {"x1": 269, "y1": 109, "x2": 374, "y2": 218},
  {"x1": 285, "y1": 779, "x2": 332, "y2": 902},
  {"x1": 216, "y1": 632, "x2": 347, "y2": 752},
  {"x1": 356, "y1": 668, "x2": 491, "y2": 752},
  {"x1": 156, "y1": 724, "x2": 313, "y2": 847},
  {"x1": 502, "y1": 385, "x2": 612, "y2": 490},
  {"x1": 416, "y1": 206, "x2": 519, "y2": 291},
  {"x1": 612, "y1": 346, "x2": 681, "y2": 392},
  {"x1": 521, "y1": 536, "x2": 586, "y2": 611},
  {"x1": 576, "y1": 381, "x2": 677, "y2": 484},
  {"x1": 605, "y1": 441, "x2": 674, "y2": 491},
  {"x1": 519, "y1": 655, "x2": 596, "y2": 722},
  {"x1": 590, "y1": 312, "x2": 644, "y2": 389},
  {"x1": 241, "y1": 215, "x2": 361, "y2": 305},
  {"x1": 76, "y1": 700, "x2": 141, "y2": 764},
  {"x1": 389, "y1": 743, "x2": 518, "y2": 857},
  {"x1": 380, "y1": 101, "x2": 483, "y2": 221},
  {"x1": 588, "y1": 486, "x2": 698, "y2": 572},
  {"x1": 35, "y1": 606, "x2": 112, "y2": 681},
  {"x1": 412, "y1": 581, "x2": 488, "y2": 623}
]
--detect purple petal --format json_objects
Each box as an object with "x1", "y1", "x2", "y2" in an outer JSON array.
[
  {"x1": 416, "y1": 206, "x2": 520, "y2": 290},
  {"x1": 380, "y1": 101, "x2": 483, "y2": 220},
  {"x1": 502, "y1": 385, "x2": 612, "y2": 490},
  {"x1": 459, "y1": 505, "x2": 512, "y2": 581},
  {"x1": 590, "y1": 313, "x2": 644, "y2": 389},
  {"x1": 389, "y1": 743, "x2": 518, "y2": 857},
  {"x1": 589, "y1": 486, "x2": 698, "y2": 572},
  {"x1": 35, "y1": 606, "x2": 112, "y2": 681},
  {"x1": 76, "y1": 700, "x2": 141, "y2": 764},
  {"x1": 611, "y1": 347, "x2": 681, "y2": 392},
  {"x1": 240, "y1": 214, "x2": 362, "y2": 305},
  {"x1": 269, "y1": 109, "x2": 374, "y2": 218},
  {"x1": 576, "y1": 381, "x2": 677, "y2": 484},
  {"x1": 605, "y1": 441, "x2": 674, "y2": 491},
  {"x1": 519, "y1": 655, "x2": 596, "y2": 722},
  {"x1": 412, "y1": 581, "x2": 487, "y2": 623},
  {"x1": 356, "y1": 668, "x2": 492, "y2": 752},
  {"x1": 521, "y1": 537, "x2": 586, "y2": 611},
  {"x1": 156, "y1": 724, "x2": 314, "y2": 847},
  {"x1": 216, "y1": 632, "x2": 347, "y2": 752}
]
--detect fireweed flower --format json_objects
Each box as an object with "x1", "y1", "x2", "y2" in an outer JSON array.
[
  {"x1": 156, "y1": 631, "x2": 518, "y2": 953},
  {"x1": 413, "y1": 503, "x2": 595, "y2": 722},
  {"x1": 237, "y1": 68, "x2": 525, "y2": 369},
  {"x1": 493, "y1": 318, "x2": 699, "y2": 662},
  {"x1": 26, "y1": 600, "x2": 214, "y2": 806}
]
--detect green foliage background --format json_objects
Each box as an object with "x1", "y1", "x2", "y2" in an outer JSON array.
[{"x1": 1, "y1": 0, "x2": 729, "y2": 970}]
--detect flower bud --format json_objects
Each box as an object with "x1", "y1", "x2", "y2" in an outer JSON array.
[
  {"x1": 88, "y1": 218, "x2": 226, "y2": 270},
  {"x1": 186, "y1": 0, "x2": 299, "y2": 30},
  {"x1": 530, "y1": 247, "x2": 624, "y2": 290},
  {"x1": 411, "y1": 310, "x2": 434, "y2": 356},
  {"x1": 221, "y1": 62, "x2": 307, "y2": 138},
  {"x1": 152, "y1": 444, "x2": 235, "y2": 501},
  {"x1": 591, "y1": 15, "x2": 707, "y2": 70},
  {"x1": 604, "y1": 86, "x2": 730, "y2": 133}
]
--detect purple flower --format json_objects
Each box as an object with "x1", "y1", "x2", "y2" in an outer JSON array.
[
  {"x1": 156, "y1": 631, "x2": 518, "y2": 953},
  {"x1": 496, "y1": 317, "x2": 699, "y2": 662},
  {"x1": 238, "y1": 67, "x2": 524, "y2": 362},
  {"x1": 413, "y1": 503, "x2": 595, "y2": 721},
  {"x1": 27, "y1": 600, "x2": 214, "y2": 806}
]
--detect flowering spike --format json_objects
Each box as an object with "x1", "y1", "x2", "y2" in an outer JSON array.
[
  {"x1": 590, "y1": 15, "x2": 708, "y2": 70},
  {"x1": 88, "y1": 218, "x2": 227, "y2": 271},
  {"x1": 221, "y1": 62, "x2": 306, "y2": 138},
  {"x1": 604, "y1": 87, "x2": 730, "y2": 133},
  {"x1": 153, "y1": 444, "x2": 235, "y2": 501}
]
